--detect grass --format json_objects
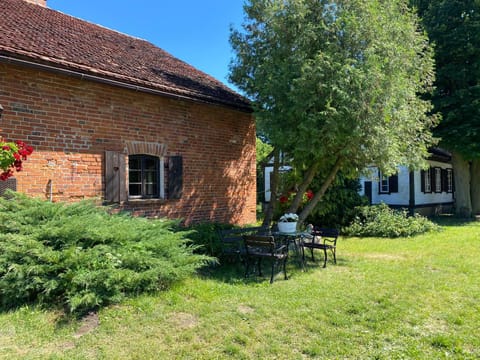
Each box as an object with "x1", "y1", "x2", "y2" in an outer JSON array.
[{"x1": 1, "y1": 219, "x2": 479, "y2": 359}]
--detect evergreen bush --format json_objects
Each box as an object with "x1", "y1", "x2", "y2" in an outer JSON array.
[
  {"x1": 183, "y1": 222, "x2": 233, "y2": 257},
  {"x1": 343, "y1": 203, "x2": 439, "y2": 238},
  {"x1": 0, "y1": 192, "x2": 211, "y2": 315}
]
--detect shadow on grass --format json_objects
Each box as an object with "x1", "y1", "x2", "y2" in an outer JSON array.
[
  {"x1": 198, "y1": 253, "x2": 347, "y2": 285},
  {"x1": 431, "y1": 215, "x2": 479, "y2": 227},
  {"x1": 199, "y1": 255, "x2": 307, "y2": 284}
]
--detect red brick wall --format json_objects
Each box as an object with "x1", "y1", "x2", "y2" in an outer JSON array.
[{"x1": 0, "y1": 63, "x2": 257, "y2": 225}]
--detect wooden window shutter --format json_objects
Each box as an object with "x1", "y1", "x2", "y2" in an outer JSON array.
[
  {"x1": 441, "y1": 169, "x2": 447, "y2": 192},
  {"x1": 420, "y1": 170, "x2": 425, "y2": 193},
  {"x1": 105, "y1": 151, "x2": 126, "y2": 203},
  {"x1": 168, "y1": 156, "x2": 183, "y2": 199},
  {"x1": 430, "y1": 168, "x2": 435, "y2": 192},
  {"x1": 452, "y1": 170, "x2": 455, "y2": 192},
  {"x1": 389, "y1": 173, "x2": 398, "y2": 193}
]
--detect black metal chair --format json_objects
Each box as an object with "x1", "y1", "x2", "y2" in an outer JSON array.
[
  {"x1": 218, "y1": 226, "x2": 270, "y2": 264},
  {"x1": 301, "y1": 227, "x2": 339, "y2": 268},
  {"x1": 243, "y1": 234, "x2": 289, "y2": 283}
]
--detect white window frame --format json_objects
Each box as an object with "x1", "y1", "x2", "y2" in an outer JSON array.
[
  {"x1": 424, "y1": 170, "x2": 432, "y2": 193},
  {"x1": 435, "y1": 167, "x2": 442, "y2": 193},
  {"x1": 379, "y1": 172, "x2": 389, "y2": 194},
  {"x1": 447, "y1": 168, "x2": 453, "y2": 193}
]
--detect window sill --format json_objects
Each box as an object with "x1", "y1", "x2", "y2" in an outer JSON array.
[{"x1": 126, "y1": 198, "x2": 167, "y2": 205}]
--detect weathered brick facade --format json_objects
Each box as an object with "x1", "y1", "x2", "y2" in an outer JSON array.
[{"x1": 0, "y1": 63, "x2": 257, "y2": 225}]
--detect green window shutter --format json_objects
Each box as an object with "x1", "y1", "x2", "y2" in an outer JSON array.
[
  {"x1": 168, "y1": 156, "x2": 183, "y2": 199},
  {"x1": 105, "y1": 151, "x2": 126, "y2": 203}
]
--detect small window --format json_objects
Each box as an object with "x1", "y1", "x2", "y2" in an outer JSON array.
[
  {"x1": 446, "y1": 168, "x2": 453, "y2": 193},
  {"x1": 378, "y1": 171, "x2": 398, "y2": 194},
  {"x1": 423, "y1": 169, "x2": 432, "y2": 193},
  {"x1": 434, "y1": 168, "x2": 442, "y2": 193},
  {"x1": 128, "y1": 155, "x2": 160, "y2": 198},
  {"x1": 379, "y1": 172, "x2": 389, "y2": 194}
]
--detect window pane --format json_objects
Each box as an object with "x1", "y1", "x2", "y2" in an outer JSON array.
[
  {"x1": 145, "y1": 170, "x2": 157, "y2": 183},
  {"x1": 129, "y1": 170, "x2": 141, "y2": 183},
  {"x1": 145, "y1": 183, "x2": 158, "y2": 196},
  {"x1": 129, "y1": 157, "x2": 141, "y2": 170},
  {"x1": 144, "y1": 157, "x2": 157, "y2": 170},
  {"x1": 129, "y1": 184, "x2": 141, "y2": 196}
]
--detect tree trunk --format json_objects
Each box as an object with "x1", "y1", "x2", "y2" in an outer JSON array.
[
  {"x1": 262, "y1": 148, "x2": 280, "y2": 227},
  {"x1": 452, "y1": 151, "x2": 472, "y2": 218},
  {"x1": 297, "y1": 157, "x2": 343, "y2": 225},
  {"x1": 470, "y1": 158, "x2": 480, "y2": 215},
  {"x1": 287, "y1": 161, "x2": 321, "y2": 214}
]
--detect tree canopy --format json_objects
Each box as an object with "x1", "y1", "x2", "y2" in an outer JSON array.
[
  {"x1": 230, "y1": 0, "x2": 437, "y2": 223},
  {"x1": 412, "y1": 0, "x2": 480, "y2": 216},
  {"x1": 413, "y1": 0, "x2": 480, "y2": 160}
]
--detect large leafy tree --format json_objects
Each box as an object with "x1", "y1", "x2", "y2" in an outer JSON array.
[
  {"x1": 230, "y1": 0, "x2": 437, "y2": 225},
  {"x1": 412, "y1": 0, "x2": 480, "y2": 216}
]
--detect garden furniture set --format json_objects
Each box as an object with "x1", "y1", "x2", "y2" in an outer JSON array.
[{"x1": 219, "y1": 224, "x2": 339, "y2": 283}]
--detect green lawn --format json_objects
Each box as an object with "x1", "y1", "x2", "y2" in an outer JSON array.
[{"x1": 1, "y1": 220, "x2": 479, "y2": 359}]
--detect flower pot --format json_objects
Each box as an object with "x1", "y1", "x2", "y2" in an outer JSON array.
[{"x1": 278, "y1": 222, "x2": 297, "y2": 233}]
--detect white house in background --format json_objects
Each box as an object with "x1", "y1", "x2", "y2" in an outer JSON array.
[
  {"x1": 264, "y1": 165, "x2": 292, "y2": 202},
  {"x1": 359, "y1": 148, "x2": 454, "y2": 216}
]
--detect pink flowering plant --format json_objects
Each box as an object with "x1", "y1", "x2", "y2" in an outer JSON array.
[{"x1": 0, "y1": 139, "x2": 34, "y2": 180}]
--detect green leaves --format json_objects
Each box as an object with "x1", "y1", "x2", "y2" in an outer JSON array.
[
  {"x1": 230, "y1": 0, "x2": 436, "y2": 171},
  {"x1": 0, "y1": 193, "x2": 211, "y2": 315},
  {"x1": 230, "y1": 0, "x2": 436, "y2": 220},
  {"x1": 414, "y1": 0, "x2": 480, "y2": 159},
  {"x1": 343, "y1": 203, "x2": 439, "y2": 237}
]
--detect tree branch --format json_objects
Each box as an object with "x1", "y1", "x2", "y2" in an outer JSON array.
[{"x1": 298, "y1": 156, "x2": 344, "y2": 225}]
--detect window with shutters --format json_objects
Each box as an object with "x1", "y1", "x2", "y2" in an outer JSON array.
[
  {"x1": 105, "y1": 150, "x2": 182, "y2": 202},
  {"x1": 128, "y1": 154, "x2": 162, "y2": 199},
  {"x1": 378, "y1": 171, "x2": 398, "y2": 194}
]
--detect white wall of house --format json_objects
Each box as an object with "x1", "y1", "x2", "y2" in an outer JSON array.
[
  {"x1": 264, "y1": 165, "x2": 292, "y2": 202},
  {"x1": 359, "y1": 161, "x2": 454, "y2": 207},
  {"x1": 359, "y1": 166, "x2": 410, "y2": 206},
  {"x1": 413, "y1": 160, "x2": 454, "y2": 205}
]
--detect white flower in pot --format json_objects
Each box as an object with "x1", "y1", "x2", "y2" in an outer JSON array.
[{"x1": 278, "y1": 213, "x2": 298, "y2": 233}]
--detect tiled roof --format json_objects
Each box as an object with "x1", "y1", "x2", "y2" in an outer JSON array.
[{"x1": 0, "y1": 0, "x2": 251, "y2": 111}]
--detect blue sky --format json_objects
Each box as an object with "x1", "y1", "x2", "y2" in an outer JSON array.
[{"x1": 48, "y1": 0, "x2": 246, "y2": 90}]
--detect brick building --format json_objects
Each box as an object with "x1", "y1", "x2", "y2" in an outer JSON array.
[{"x1": 0, "y1": 0, "x2": 256, "y2": 225}]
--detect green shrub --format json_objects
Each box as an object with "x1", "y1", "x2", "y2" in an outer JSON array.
[
  {"x1": 182, "y1": 222, "x2": 233, "y2": 257},
  {"x1": 306, "y1": 176, "x2": 368, "y2": 228},
  {"x1": 0, "y1": 192, "x2": 211, "y2": 315},
  {"x1": 343, "y1": 203, "x2": 439, "y2": 238}
]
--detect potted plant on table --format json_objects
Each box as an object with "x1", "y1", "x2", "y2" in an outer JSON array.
[{"x1": 278, "y1": 213, "x2": 299, "y2": 233}]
